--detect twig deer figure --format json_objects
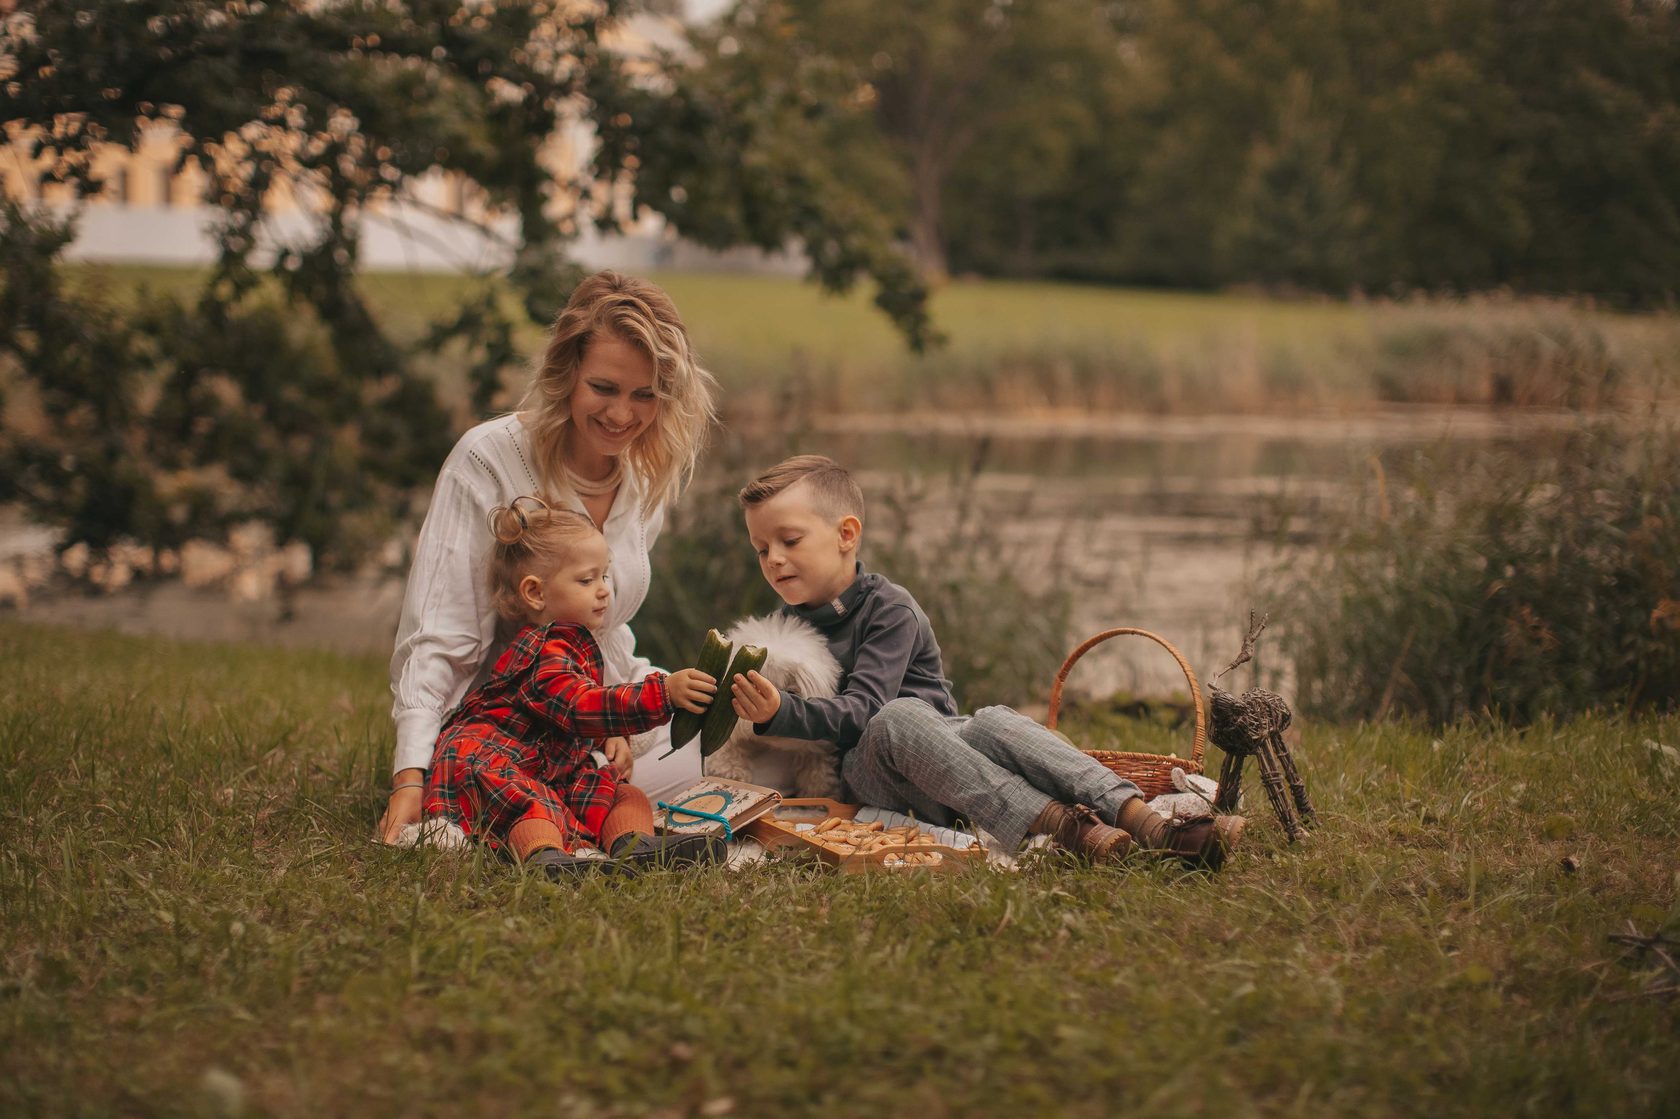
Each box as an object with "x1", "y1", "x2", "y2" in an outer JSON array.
[{"x1": 1209, "y1": 612, "x2": 1316, "y2": 842}]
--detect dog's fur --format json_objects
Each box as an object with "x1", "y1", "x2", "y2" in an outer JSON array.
[{"x1": 702, "y1": 613, "x2": 844, "y2": 798}]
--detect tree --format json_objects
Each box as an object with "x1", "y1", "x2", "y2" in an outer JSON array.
[
  {"x1": 686, "y1": 0, "x2": 1122, "y2": 282},
  {"x1": 0, "y1": 0, "x2": 932, "y2": 564}
]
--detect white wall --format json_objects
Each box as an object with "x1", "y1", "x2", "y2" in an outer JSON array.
[{"x1": 54, "y1": 200, "x2": 804, "y2": 276}]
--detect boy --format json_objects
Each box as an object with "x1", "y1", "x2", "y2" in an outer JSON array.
[{"x1": 727, "y1": 454, "x2": 1245, "y2": 867}]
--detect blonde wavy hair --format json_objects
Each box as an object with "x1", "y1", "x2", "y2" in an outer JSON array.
[
  {"x1": 484, "y1": 497, "x2": 602, "y2": 623},
  {"x1": 519, "y1": 271, "x2": 718, "y2": 514}
]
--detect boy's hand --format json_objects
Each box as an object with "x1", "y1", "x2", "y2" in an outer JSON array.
[
  {"x1": 731, "y1": 669, "x2": 781, "y2": 724},
  {"x1": 667, "y1": 668, "x2": 716, "y2": 714},
  {"x1": 602, "y1": 736, "x2": 634, "y2": 779}
]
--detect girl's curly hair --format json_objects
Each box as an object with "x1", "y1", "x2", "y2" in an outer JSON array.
[{"x1": 485, "y1": 496, "x2": 601, "y2": 622}]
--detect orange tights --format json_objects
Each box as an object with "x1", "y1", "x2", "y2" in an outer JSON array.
[{"x1": 507, "y1": 783, "x2": 655, "y2": 862}]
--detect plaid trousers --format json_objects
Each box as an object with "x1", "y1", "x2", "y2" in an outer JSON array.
[{"x1": 841, "y1": 698, "x2": 1144, "y2": 851}]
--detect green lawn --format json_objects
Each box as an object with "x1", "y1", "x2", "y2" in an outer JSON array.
[
  {"x1": 64, "y1": 264, "x2": 1680, "y2": 416},
  {"x1": 3, "y1": 621, "x2": 1677, "y2": 1117}
]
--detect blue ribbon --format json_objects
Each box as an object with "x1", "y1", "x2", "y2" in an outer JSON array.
[{"x1": 657, "y1": 799, "x2": 733, "y2": 841}]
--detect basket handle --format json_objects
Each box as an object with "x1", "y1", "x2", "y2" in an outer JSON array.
[{"x1": 1045, "y1": 628, "x2": 1207, "y2": 768}]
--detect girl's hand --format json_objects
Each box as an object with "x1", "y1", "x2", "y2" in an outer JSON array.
[
  {"x1": 603, "y1": 735, "x2": 634, "y2": 779},
  {"x1": 731, "y1": 670, "x2": 781, "y2": 724},
  {"x1": 376, "y1": 768, "x2": 426, "y2": 844},
  {"x1": 667, "y1": 668, "x2": 716, "y2": 714}
]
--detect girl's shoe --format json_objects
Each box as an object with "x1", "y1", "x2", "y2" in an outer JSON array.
[
  {"x1": 528, "y1": 845, "x2": 630, "y2": 880},
  {"x1": 608, "y1": 832, "x2": 728, "y2": 870}
]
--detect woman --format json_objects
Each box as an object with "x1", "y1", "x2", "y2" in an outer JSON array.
[{"x1": 377, "y1": 271, "x2": 717, "y2": 844}]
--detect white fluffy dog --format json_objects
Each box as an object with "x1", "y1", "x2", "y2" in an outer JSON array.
[{"x1": 702, "y1": 613, "x2": 844, "y2": 798}]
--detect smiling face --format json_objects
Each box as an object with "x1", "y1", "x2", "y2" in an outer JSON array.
[
  {"x1": 519, "y1": 532, "x2": 613, "y2": 629},
  {"x1": 566, "y1": 332, "x2": 658, "y2": 476},
  {"x1": 743, "y1": 480, "x2": 861, "y2": 608}
]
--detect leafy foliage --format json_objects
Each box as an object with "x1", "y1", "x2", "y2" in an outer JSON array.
[
  {"x1": 1266, "y1": 423, "x2": 1680, "y2": 723},
  {"x1": 712, "y1": 0, "x2": 1680, "y2": 300},
  {"x1": 0, "y1": 204, "x2": 454, "y2": 562},
  {"x1": 0, "y1": 0, "x2": 932, "y2": 562},
  {"x1": 681, "y1": 0, "x2": 1122, "y2": 283},
  {"x1": 591, "y1": 0, "x2": 940, "y2": 345}
]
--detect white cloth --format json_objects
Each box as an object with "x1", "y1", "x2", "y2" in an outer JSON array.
[
  {"x1": 1145, "y1": 766, "x2": 1222, "y2": 821},
  {"x1": 388, "y1": 413, "x2": 701, "y2": 796}
]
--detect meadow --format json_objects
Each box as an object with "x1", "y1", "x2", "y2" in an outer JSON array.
[
  {"x1": 3, "y1": 621, "x2": 1677, "y2": 1118},
  {"x1": 67, "y1": 266, "x2": 1680, "y2": 419}
]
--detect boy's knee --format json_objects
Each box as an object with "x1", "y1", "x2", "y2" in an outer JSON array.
[
  {"x1": 867, "y1": 698, "x2": 957, "y2": 767},
  {"x1": 873, "y1": 697, "x2": 941, "y2": 739},
  {"x1": 969, "y1": 704, "x2": 1058, "y2": 747},
  {"x1": 970, "y1": 705, "x2": 1031, "y2": 733}
]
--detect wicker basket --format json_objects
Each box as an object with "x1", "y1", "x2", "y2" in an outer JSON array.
[{"x1": 1045, "y1": 627, "x2": 1207, "y2": 799}]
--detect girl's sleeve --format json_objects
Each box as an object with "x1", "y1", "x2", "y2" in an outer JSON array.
[
  {"x1": 531, "y1": 635, "x2": 674, "y2": 738},
  {"x1": 388, "y1": 468, "x2": 498, "y2": 773}
]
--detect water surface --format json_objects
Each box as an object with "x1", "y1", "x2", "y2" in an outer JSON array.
[{"x1": 7, "y1": 409, "x2": 1578, "y2": 702}]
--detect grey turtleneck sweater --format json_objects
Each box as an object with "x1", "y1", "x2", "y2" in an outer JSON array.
[{"x1": 756, "y1": 563, "x2": 958, "y2": 753}]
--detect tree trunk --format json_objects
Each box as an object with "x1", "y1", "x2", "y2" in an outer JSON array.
[{"x1": 909, "y1": 150, "x2": 948, "y2": 282}]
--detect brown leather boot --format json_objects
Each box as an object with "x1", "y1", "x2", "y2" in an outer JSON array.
[
  {"x1": 1030, "y1": 801, "x2": 1133, "y2": 864},
  {"x1": 1118, "y1": 797, "x2": 1245, "y2": 870}
]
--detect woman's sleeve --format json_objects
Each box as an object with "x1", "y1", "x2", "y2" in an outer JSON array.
[
  {"x1": 598, "y1": 495, "x2": 666, "y2": 686},
  {"x1": 388, "y1": 468, "x2": 498, "y2": 774}
]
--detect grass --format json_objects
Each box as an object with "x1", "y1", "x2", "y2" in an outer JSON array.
[
  {"x1": 61, "y1": 265, "x2": 1680, "y2": 418},
  {"x1": 3, "y1": 621, "x2": 1678, "y2": 1117}
]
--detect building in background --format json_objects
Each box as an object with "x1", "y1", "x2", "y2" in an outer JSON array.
[{"x1": 0, "y1": 4, "x2": 797, "y2": 275}]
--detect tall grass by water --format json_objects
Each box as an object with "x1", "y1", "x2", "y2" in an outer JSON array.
[
  {"x1": 2, "y1": 621, "x2": 1677, "y2": 1117},
  {"x1": 65, "y1": 266, "x2": 1680, "y2": 419},
  {"x1": 1263, "y1": 422, "x2": 1680, "y2": 724}
]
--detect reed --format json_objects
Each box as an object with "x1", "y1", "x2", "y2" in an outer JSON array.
[{"x1": 1261, "y1": 420, "x2": 1680, "y2": 724}]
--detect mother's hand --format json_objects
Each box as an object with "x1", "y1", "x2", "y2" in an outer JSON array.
[{"x1": 376, "y1": 768, "x2": 426, "y2": 844}]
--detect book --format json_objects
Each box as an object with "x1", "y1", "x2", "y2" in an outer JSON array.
[{"x1": 654, "y1": 776, "x2": 783, "y2": 841}]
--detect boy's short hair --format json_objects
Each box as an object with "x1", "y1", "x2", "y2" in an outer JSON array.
[{"x1": 738, "y1": 454, "x2": 865, "y2": 522}]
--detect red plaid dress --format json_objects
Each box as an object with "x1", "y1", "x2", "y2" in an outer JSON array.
[{"x1": 421, "y1": 622, "x2": 672, "y2": 853}]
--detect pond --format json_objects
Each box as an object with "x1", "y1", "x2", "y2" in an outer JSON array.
[
  {"x1": 806, "y1": 408, "x2": 1583, "y2": 699},
  {"x1": 6, "y1": 408, "x2": 1580, "y2": 702}
]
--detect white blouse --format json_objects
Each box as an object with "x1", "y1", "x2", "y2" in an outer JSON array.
[{"x1": 388, "y1": 413, "x2": 667, "y2": 774}]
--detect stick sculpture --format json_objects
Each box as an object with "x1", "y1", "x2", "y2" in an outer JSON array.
[{"x1": 1209, "y1": 612, "x2": 1316, "y2": 842}]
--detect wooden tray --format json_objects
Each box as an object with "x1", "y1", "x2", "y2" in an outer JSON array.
[{"x1": 745, "y1": 798, "x2": 984, "y2": 875}]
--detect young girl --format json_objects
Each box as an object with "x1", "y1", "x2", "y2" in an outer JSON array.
[{"x1": 418, "y1": 497, "x2": 721, "y2": 878}]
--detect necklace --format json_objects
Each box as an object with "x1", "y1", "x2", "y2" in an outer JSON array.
[{"x1": 564, "y1": 458, "x2": 624, "y2": 498}]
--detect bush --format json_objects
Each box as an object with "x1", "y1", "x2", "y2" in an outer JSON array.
[
  {"x1": 0, "y1": 205, "x2": 454, "y2": 568},
  {"x1": 1263, "y1": 422, "x2": 1680, "y2": 723}
]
